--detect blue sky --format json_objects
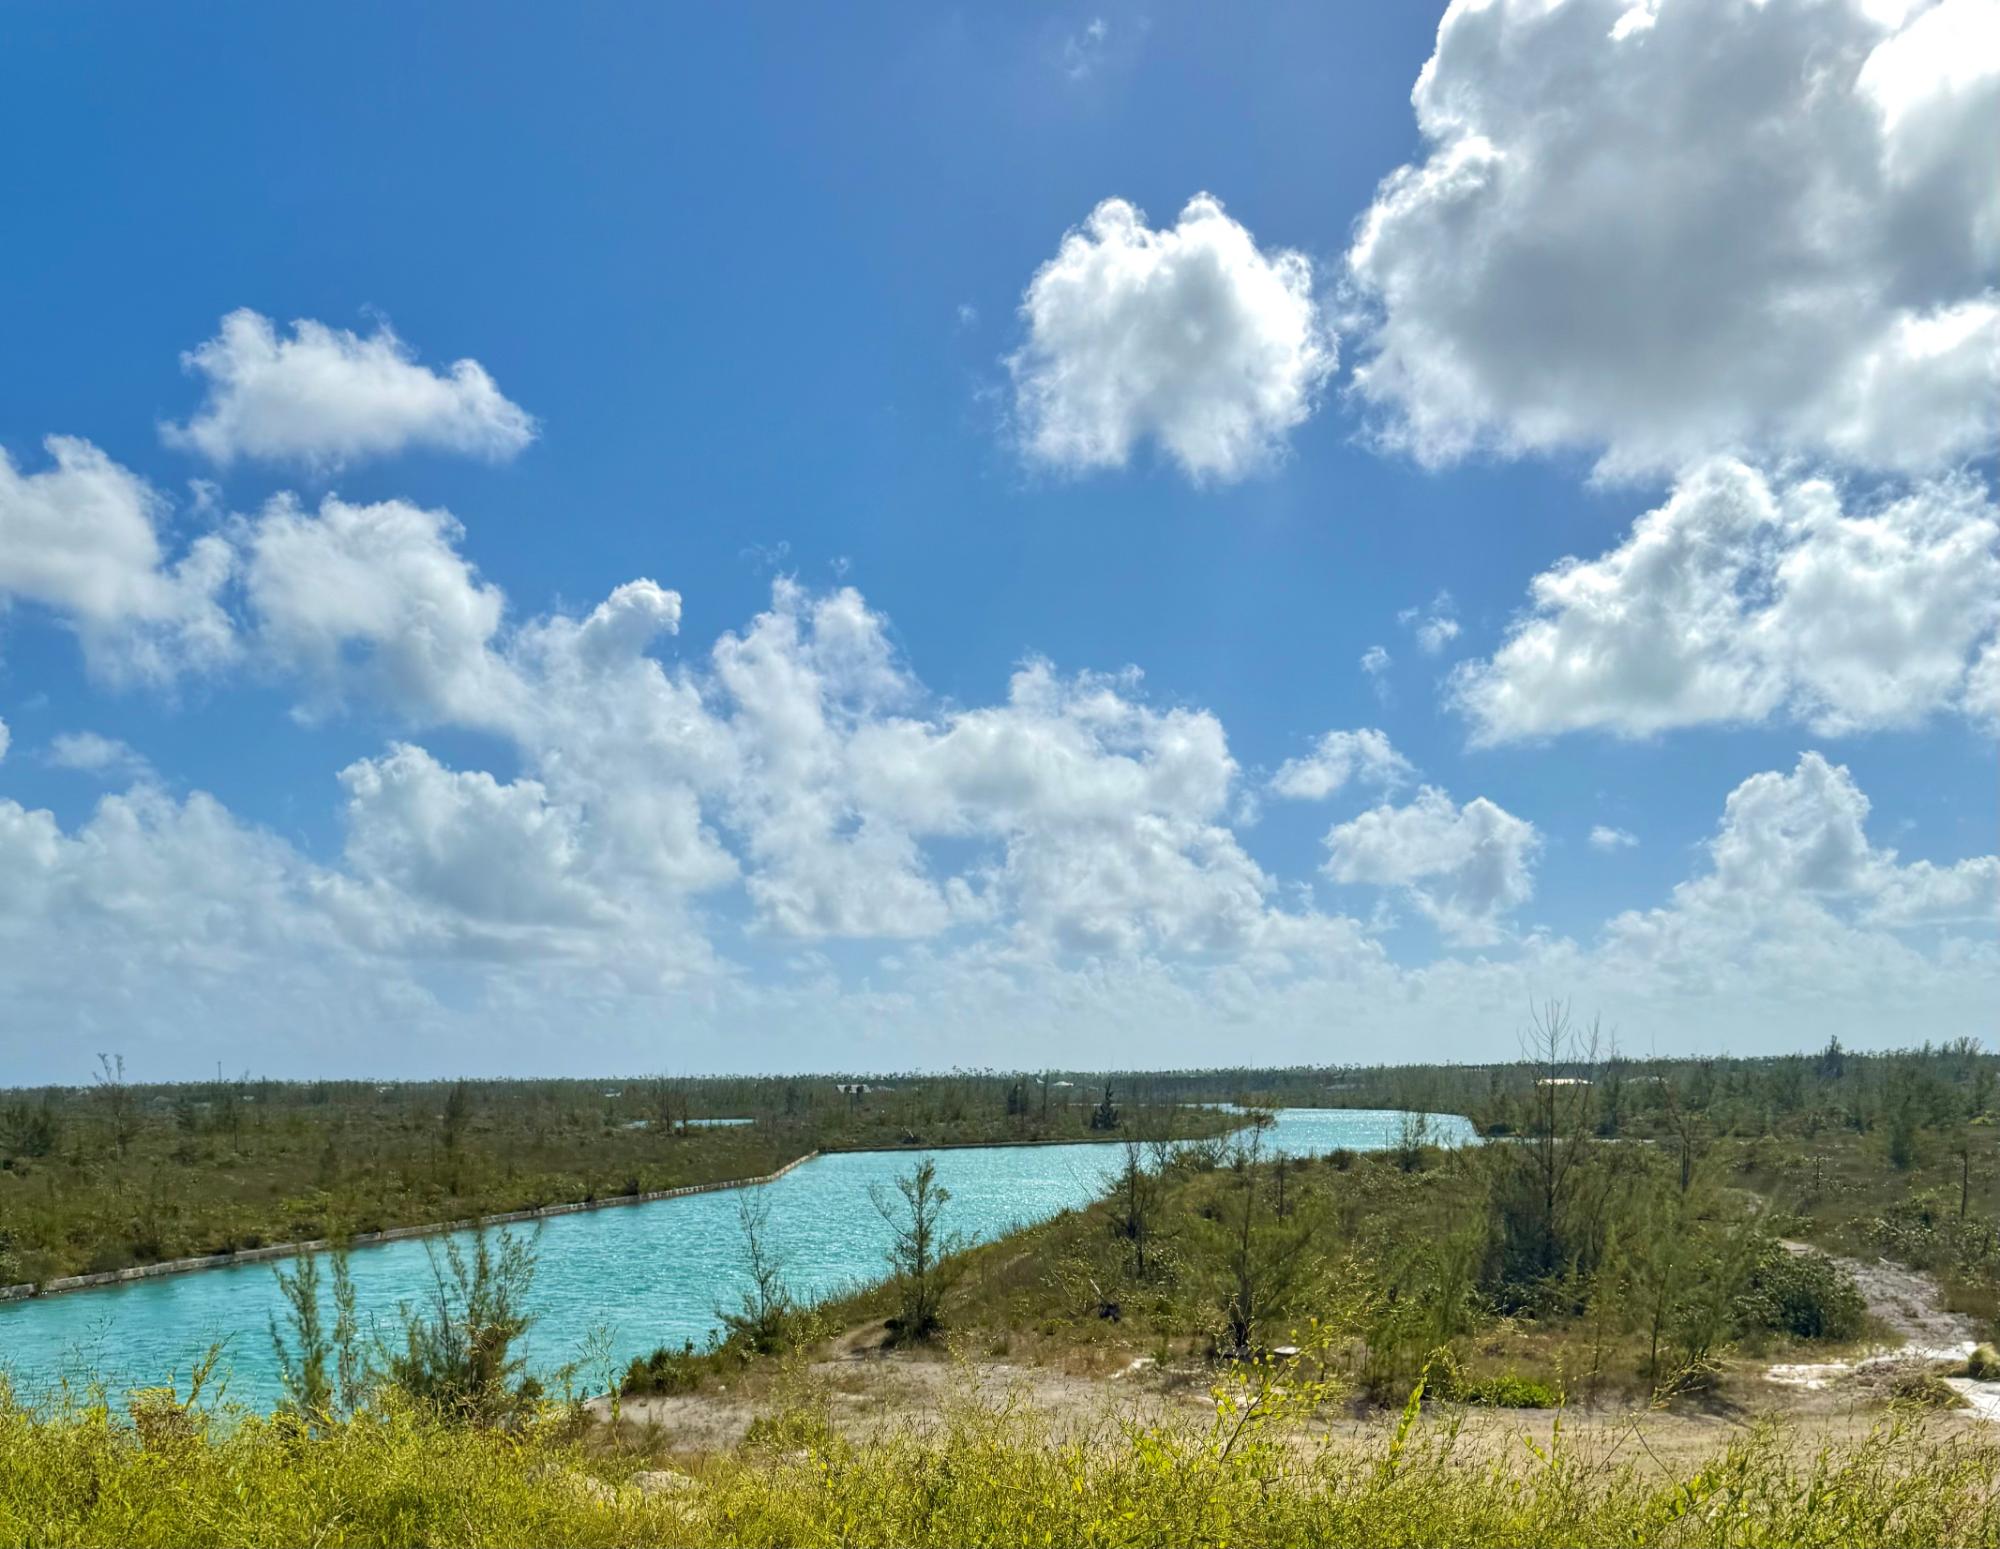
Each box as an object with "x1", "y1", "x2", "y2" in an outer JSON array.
[{"x1": 0, "y1": 1, "x2": 1994, "y2": 1081}]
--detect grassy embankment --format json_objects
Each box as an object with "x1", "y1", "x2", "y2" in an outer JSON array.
[
  {"x1": 630, "y1": 1132, "x2": 1957, "y2": 1413},
  {"x1": 5, "y1": 1374, "x2": 2000, "y2": 1546}
]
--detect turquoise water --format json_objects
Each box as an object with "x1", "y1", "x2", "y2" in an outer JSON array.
[{"x1": 0, "y1": 1108, "x2": 1470, "y2": 1410}]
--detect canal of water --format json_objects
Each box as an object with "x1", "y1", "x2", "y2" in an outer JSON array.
[{"x1": 0, "y1": 1107, "x2": 1472, "y2": 1409}]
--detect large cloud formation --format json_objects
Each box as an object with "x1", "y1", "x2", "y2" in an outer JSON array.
[
  {"x1": 0, "y1": 386, "x2": 1993, "y2": 1077},
  {"x1": 1598, "y1": 752, "x2": 1998, "y2": 999},
  {"x1": 1451, "y1": 460, "x2": 2000, "y2": 742},
  {"x1": 1009, "y1": 195, "x2": 1336, "y2": 482},
  {"x1": 1, "y1": 409, "x2": 1991, "y2": 1075},
  {"x1": 162, "y1": 310, "x2": 537, "y2": 470},
  {"x1": 1, "y1": 617, "x2": 1986, "y2": 1076},
  {"x1": 1345, "y1": 0, "x2": 2000, "y2": 475}
]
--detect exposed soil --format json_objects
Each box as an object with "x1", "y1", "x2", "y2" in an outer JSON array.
[
  {"x1": 1762, "y1": 1243, "x2": 1999, "y2": 1415},
  {"x1": 592, "y1": 1306, "x2": 1993, "y2": 1471},
  {"x1": 1828, "y1": 1246, "x2": 1983, "y2": 1349}
]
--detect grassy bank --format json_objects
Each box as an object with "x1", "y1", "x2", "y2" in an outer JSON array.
[
  {"x1": 633, "y1": 1122, "x2": 1947, "y2": 1414},
  {"x1": 4, "y1": 1384, "x2": 1998, "y2": 1548}
]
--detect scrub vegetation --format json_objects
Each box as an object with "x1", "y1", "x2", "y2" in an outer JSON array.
[
  {"x1": 615, "y1": 1019, "x2": 2000, "y2": 1402},
  {"x1": 8, "y1": 1376, "x2": 2000, "y2": 1547},
  {"x1": 5, "y1": 1022, "x2": 2000, "y2": 1545},
  {"x1": 0, "y1": 1070, "x2": 1229, "y2": 1285}
]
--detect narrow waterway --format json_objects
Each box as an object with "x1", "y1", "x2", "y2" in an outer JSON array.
[{"x1": 0, "y1": 1107, "x2": 1472, "y2": 1410}]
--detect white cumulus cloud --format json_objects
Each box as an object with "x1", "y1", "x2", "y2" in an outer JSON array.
[
  {"x1": 1009, "y1": 194, "x2": 1335, "y2": 483},
  {"x1": 243, "y1": 493, "x2": 522, "y2": 727},
  {"x1": 0, "y1": 436, "x2": 235, "y2": 683},
  {"x1": 1600, "y1": 753, "x2": 1997, "y2": 998},
  {"x1": 332, "y1": 743, "x2": 631, "y2": 954},
  {"x1": 1451, "y1": 461, "x2": 2000, "y2": 743},
  {"x1": 1345, "y1": 0, "x2": 2000, "y2": 476},
  {"x1": 1322, "y1": 785, "x2": 1541, "y2": 945},
  {"x1": 1269, "y1": 728, "x2": 1413, "y2": 801},
  {"x1": 1589, "y1": 825, "x2": 1638, "y2": 852},
  {"x1": 162, "y1": 309, "x2": 537, "y2": 470}
]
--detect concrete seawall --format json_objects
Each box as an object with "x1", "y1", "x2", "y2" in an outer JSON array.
[{"x1": 1, "y1": 1149, "x2": 822, "y2": 1303}]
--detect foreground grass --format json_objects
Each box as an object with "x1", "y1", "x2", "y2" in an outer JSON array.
[{"x1": 6, "y1": 1386, "x2": 2000, "y2": 1548}]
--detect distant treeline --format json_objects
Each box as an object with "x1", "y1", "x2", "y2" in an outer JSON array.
[
  {"x1": 0, "y1": 1059, "x2": 1225, "y2": 1285},
  {"x1": 2, "y1": 1030, "x2": 1991, "y2": 1285}
]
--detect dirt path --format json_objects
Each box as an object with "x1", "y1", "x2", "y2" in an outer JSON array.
[
  {"x1": 1827, "y1": 1247, "x2": 1982, "y2": 1349},
  {"x1": 1764, "y1": 1243, "x2": 1996, "y2": 1413}
]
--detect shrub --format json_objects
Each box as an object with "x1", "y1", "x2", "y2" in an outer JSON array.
[
  {"x1": 716, "y1": 1195, "x2": 796, "y2": 1355},
  {"x1": 872, "y1": 1158, "x2": 963, "y2": 1344},
  {"x1": 1453, "y1": 1372, "x2": 1562, "y2": 1408},
  {"x1": 1961, "y1": 1344, "x2": 2000, "y2": 1381},
  {"x1": 621, "y1": 1342, "x2": 706, "y2": 1396},
  {"x1": 381, "y1": 1229, "x2": 544, "y2": 1424},
  {"x1": 1887, "y1": 1368, "x2": 1967, "y2": 1410},
  {"x1": 1739, "y1": 1247, "x2": 1867, "y2": 1341}
]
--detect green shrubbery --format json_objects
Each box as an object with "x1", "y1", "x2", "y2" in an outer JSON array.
[
  {"x1": 1888, "y1": 1369, "x2": 1968, "y2": 1411},
  {"x1": 1738, "y1": 1245, "x2": 1868, "y2": 1341},
  {"x1": 4, "y1": 1378, "x2": 2000, "y2": 1547},
  {"x1": 266, "y1": 1227, "x2": 551, "y2": 1429},
  {"x1": 1451, "y1": 1371, "x2": 1563, "y2": 1408},
  {"x1": 621, "y1": 1343, "x2": 710, "y2": 1397}
]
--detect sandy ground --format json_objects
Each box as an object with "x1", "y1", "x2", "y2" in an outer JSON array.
[
  {"x1": 1826, "y1": 1245, "x2": 1982, "y2": 1348},
  {"x1": 582, "y1": 1241, "x2": 2000, "y2": 1465},
  {"x1": 1759, "y1": 1242, "x2": 2000, "y2": 1418},
  {"x1": 589, "y1": 1296, "x2": 1995, "y2": 1471}
]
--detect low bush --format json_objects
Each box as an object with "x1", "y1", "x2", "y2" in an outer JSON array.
[
  {"x1": 1452, "y1": 1371, "x2": 1563, "y2": 1408},
  {"x1": 1888, "y1": 1376, "x2": 1968, "y2": 1416},
  {"x1": 1738, "y1": 1246, "x2": 1867, "y2": 1341},
  {"x1": 620, "y1": 1343, "x2": 709, "y2": 1397},
  {"x1": 1887, "y1": 1368, "x2": 1968, "y2": 1411}
]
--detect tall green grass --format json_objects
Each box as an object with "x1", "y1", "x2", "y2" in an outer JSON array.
[{"x1": 5, "y1": 1379, "x2": 1998, "y2": 1548}]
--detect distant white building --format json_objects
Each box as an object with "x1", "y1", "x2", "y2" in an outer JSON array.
[{"x1": 1535, "y1": 1077, "x2": 1593, "y2": 1087}]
